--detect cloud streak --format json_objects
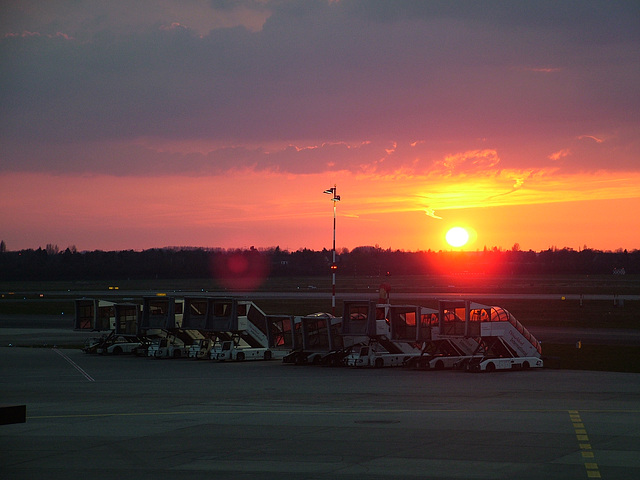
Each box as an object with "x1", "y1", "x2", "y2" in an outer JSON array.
[{"x1": 423, "y1": 208, "x2": 442, "y2": 220}]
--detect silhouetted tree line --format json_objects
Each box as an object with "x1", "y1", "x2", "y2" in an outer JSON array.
[{"x1": 0, "y1": 244, "x2": 638, "y2": 281}]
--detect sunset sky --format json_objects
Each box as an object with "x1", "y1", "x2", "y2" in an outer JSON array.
[{"x1": 2, "y1": 1, "x2": 639, "y2": 253}]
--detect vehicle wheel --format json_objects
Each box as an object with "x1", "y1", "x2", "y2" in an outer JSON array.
[
  {"x1": 236, "y1": 352, "x2": 245, "y2": 361},
  {"x1": 522, "y1": 361, "x2": 530, "y2": 370},
  {"x1": 374, "y1": 358, "x2": 384, "y2": 368},
  {"x1": 486, "y1": 362, "x2": 496, "y2": 372},
  {"x1": 264, "y1": 350, "x2": 272, "y2": 361},
  {"x1": 173, "y1": 350, "x2": 181, "y2": 359},
  {"x1": 434, "y1": 360, "x2": 444, "y2": 370},
  {"x1": 112, "y1": 346, "x2": 122, "y2": 355}
]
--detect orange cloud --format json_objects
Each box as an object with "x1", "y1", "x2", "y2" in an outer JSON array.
[
  {"x1": 438, "y1": 149, "x2": 501, "y2": 175},
  {"x1": 549, "y1": 149, "x2": 571, "y2": 161}
]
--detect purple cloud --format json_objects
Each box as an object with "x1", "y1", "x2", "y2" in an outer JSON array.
[{"x1": 1, "y1": 0, "x2": 638, "y2": 176}]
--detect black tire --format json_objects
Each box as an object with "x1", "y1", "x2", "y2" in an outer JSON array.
[
  {"x1": 522, "y1": 361, "x2": 530, "y2": 370},
  {"x1": 486, "y1": 362, "x2": 496, "y2": 372},
  {"x1": 374, "y1": 358, "x2": 384, "y2": 368},
  {"x1": 236, "y1": 352, "x2": 245, "y2": 361},
  {"x1": 112, "y1": 346, "x2": 123, "y2": 355},
  {"x1": 264, "y1": 350, "x2": 272, "y2": 361},
  {"x1": 173, "y1": 349, "x2": 181, "y2": 359},
  {"x1": 434, "y1": 360, "x2": 444, "y2": 371}
]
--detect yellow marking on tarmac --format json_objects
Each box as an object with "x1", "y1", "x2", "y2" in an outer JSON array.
[{"x1": 570, "y1": 411, "x2": 601, "y2": 479}]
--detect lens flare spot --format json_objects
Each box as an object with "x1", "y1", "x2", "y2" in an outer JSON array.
[{"x1": 212, "y1": 250, "x2": 269, "y2": 291}]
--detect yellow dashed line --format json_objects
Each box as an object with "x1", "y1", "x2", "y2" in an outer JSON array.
[{"x1": 570, "y1": 411, "x2": 601, "y2": 479}]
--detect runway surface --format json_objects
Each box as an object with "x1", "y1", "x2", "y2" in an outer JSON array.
[{"x1": 1, "y1": 345, "x2": 639, "y2": 480}]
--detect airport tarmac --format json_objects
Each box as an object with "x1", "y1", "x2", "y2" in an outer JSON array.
[{"x1": 1, "y1": 344, "x2": 640, "y2": 480}]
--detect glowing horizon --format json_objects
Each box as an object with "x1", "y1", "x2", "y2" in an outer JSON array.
[{"x1": 1, "y1": 167, "x2": 638, "y2": 254}]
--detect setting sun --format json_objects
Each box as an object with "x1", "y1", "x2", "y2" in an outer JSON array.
[{"x1": 445, "y1": 227, "x2": 470, "y2": 248}]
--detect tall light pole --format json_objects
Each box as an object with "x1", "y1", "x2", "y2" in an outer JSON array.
[{"x1": 323, "y1": 185, "x2": 340, "y2": 315}]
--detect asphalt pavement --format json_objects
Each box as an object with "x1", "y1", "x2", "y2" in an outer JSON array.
[{"x1": 1, "y1": 343, "x2": 640, "y2": 480}]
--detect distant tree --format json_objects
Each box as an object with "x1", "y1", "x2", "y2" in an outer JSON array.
[
  {"x1": 45, "y1": 244, "x2": 59, "y2": 255},
  {"x1": 0, "y1": 240, "x2": 5, "y2": 253},
  {"x1": 512, "y1": 243, "x2": 521, "y2": 252}
]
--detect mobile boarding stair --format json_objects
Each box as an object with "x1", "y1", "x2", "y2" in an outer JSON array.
[
  {"x1": 140, "y1": 296, "x2": 203, "y2": 358},
  {"x1": 342, "y1": 300, "x2": 425, "y2": 367},
  {"x1": 282, "y1": 313, "x2": 343, "y2": 365},
  {"x1": 180, "y1": 297, "x2": 284, "y2": 361},
  {"x1": 430, "y1": 300, "x2": 543, "y2": 372},
  {"x1": 75, "y1": 299, "x2": 145, "y2": 354}
]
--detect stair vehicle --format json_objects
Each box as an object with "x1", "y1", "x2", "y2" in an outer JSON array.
[
  {"x1": 341, "y1": 300, "x2": 427, "y2": 367},
  {"x1": 428, "y1": 300, "x2": 543, "y2": 372},
  {"x1": 181, "y1": 297, "x2": 226, "y2": 359},
  {"x1": 74, "y1": 299, "x2": 117, "y2": 331},
  {"x1": 76, "y1": 300, "x2": 145, "y2": 354},
  {"x1": 267, "y1": 314, "x2": 303, "y2": 363},
  {"x1": 139, "y1": 296, "x2": 201, "y2": 359},
  {"x1": 180, "y1": 296, "x2": 283, "y2": 361},
  {"x1": 76, "y1": 299, "x2": 116, "y2": 353},
  {"x1": 283, "y1": 312, "x2": 344, "y2": 365},
  {"x1": 405, "y1": 301, "x2": 482, "y2": 370}
]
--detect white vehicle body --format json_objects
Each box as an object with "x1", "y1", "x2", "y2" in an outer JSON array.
[
  {"x1": 148, "y1": 336, "x2": 189, "y2": 359},
  {"x1": 468, "y1": 356, "x2": 543, "y2": 372},
  {"x1": 104, "y1": 340, "x2": 141, "y2": 355},
  {"x1": 212, "y1": 341, "x2": 274, "y2": 361},
  {"x1": 188, "y1": 338, "x2": 217, "y2": 359},
  {"x1": 91, "y1": 334, "x2": 140, "y2": 355},
  {"x1": 426, "y1": 354, "x2": 482, "y2": 370},
  {"x1": 345, "y1": 345, "x2": 420, "y2": 368}
]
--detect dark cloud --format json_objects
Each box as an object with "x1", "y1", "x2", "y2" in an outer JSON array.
[{"x1": 1, "y1": 0, "x2": 638, "y2": 175}]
